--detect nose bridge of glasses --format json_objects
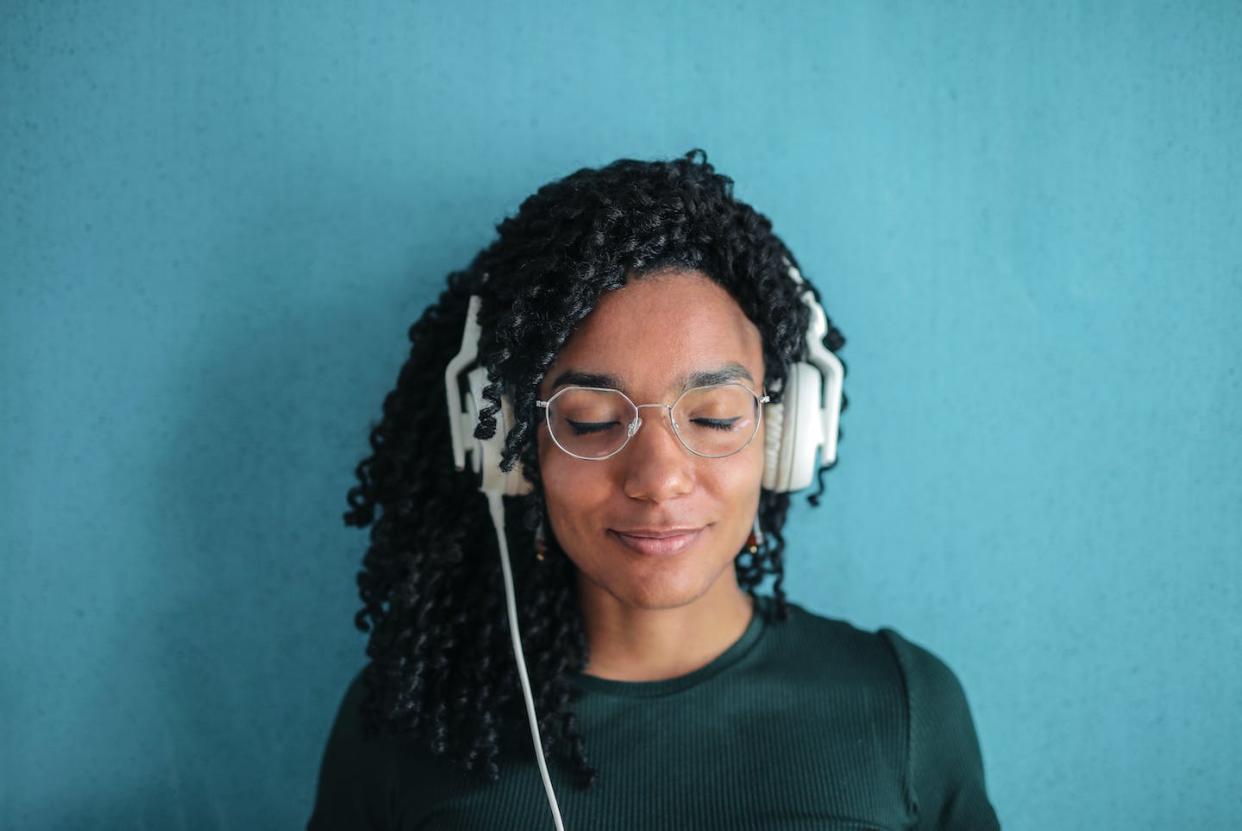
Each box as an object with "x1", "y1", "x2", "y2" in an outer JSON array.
[
  {"x1": 631, "y1": 402, "x2": 674, "y2": 429},
  {"x1": 625, "y1": 402, "x2": 687, "y2": 457}
]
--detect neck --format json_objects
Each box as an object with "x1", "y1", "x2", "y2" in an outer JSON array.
[{"x1": 576, "y1": 573, "x2": 756, "y2": 683}]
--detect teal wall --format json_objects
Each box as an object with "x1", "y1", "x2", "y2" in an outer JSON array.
[{"x1": 3, "y1": 2, "x2": 1239, "y2": 828}]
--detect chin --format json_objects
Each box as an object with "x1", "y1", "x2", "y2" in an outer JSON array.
[
  {"x1": 594, "y1": 561, "x2": 718, "y2": 611},
  {"x1": 609, "y1": 584, "x2": 705, "y2": 611}
]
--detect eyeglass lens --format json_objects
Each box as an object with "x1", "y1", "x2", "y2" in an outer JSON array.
[{"x1": 545, "y1": 384, "x2": 761, "y2": 459}]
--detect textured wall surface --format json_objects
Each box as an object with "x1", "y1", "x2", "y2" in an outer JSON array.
[{"x1": 2, "y1": 2, "x2": 1240, "y2": 829}]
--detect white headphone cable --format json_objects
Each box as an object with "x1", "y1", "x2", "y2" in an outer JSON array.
[{"x1": 486, "y1": 491, "x2": 567, "y2": 831}]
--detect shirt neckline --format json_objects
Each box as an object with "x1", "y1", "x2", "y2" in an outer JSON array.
[{"x1": 569, "y1": 593, "x2": 772, "y2": 699}]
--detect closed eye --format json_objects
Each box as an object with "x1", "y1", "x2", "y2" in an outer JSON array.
[
  {"x1": 567, "y1": 419, "x2": 622, "y2": 436},
  {"x1": 691, "y1": 417, "x2": 741, "y2": 431}
]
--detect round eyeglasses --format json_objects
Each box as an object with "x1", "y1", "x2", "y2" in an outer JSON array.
[{"x1": 536, "y1": 382, "x2": 770, "y2": 461}]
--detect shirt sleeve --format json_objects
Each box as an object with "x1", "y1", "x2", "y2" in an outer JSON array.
[
  {"x1": 879, "y1": 629, "x2": 1001, "y2": 831},
  {"x1": 306, "y1": 669, "x2": 398, "y2": 831}
]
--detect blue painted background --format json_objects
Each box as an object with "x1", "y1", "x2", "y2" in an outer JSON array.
[{"x1": 3, "y1": 2, "x2": 1239, "y2": 828}]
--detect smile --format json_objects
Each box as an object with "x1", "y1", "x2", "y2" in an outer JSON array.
[{"x1": 608, "y1": 527, "x2": 705, "y2": 556}]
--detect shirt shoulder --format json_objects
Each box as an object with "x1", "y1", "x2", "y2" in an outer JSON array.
[
  {"x1": 306, "y1": 669, "x2": 396, "y2": 830},
  {"x1": 876, "y1": 628, "x2": 1002, "y2": 831},
  {"x1": 307, "y1": 669, "x2": 467, "y2": 830},
  {"x1": 773, "y1": 599, "x2": 899, "y2": 668},
  {"x1": 766, "y1": 601, "x2": 1000, "y2": 829},
  {"x1": 767, "y1": 600, "x2": 912, "y2": 697}
]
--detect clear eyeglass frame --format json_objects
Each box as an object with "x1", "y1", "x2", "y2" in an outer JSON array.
[{"x1": 535, "y1": 382, "x2": 770, "y2": 461}]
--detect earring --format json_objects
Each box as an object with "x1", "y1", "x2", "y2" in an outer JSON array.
[
  {"x1": 534, "y1": 516, "x2": 548, "y2": 563},
  {"x1": 745, "y1": 515, "x2": 764, "y2": 555}
]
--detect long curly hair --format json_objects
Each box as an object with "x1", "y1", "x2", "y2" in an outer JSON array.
[{"x1": 344, "y1": 149, "x2": 848, "y2": 790}]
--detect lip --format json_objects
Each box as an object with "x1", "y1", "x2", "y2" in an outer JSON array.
[{"x1": 609, "y1": 527, "x2": 705, "y2": 556}]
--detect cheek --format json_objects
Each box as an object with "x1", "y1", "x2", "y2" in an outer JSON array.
[
  {"x1": 537, "y1": 431, "x2": 609, "y2": 536},
  {"x1": 712, "y1": 439, "x2": 765, "y2": 495},
  {"x1": 703, "y1": 445, "x2": 766, "y2": 537}
]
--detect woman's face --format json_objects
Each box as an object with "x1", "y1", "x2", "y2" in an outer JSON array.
[{"x1": 535, "y1": 270, "x2": 767, "y2": 610}]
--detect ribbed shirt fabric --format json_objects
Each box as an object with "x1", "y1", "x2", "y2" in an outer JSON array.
[{"x1": 308, "y1": 594, "x2": 1000, "y2": 830}]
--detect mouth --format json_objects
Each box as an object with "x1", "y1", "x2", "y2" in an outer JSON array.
[{"x1": 608, "y1": 527, "x2": 706, "y2": 556}]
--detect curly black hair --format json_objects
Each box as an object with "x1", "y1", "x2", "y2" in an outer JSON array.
[{"x1": 343, "y1": 149, "x2": 848, "y2": 791}]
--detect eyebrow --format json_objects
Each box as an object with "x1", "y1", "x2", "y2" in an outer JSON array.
[{"x1": 548, "y1": 362, "x2": 756, "y2": 393}]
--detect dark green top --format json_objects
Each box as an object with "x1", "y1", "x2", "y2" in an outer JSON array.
[{"x1": 308, "y1": 595, "x2": 1000, "y2": 830}]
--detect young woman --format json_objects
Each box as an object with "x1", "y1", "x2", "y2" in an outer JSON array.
[{"x1": 308, "y1": 151, "x2": 1000, "y2": 830}]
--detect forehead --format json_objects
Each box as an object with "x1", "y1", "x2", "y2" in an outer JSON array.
[{"x1": 542, "y1": 270, "x2": 764, "y2": 395}]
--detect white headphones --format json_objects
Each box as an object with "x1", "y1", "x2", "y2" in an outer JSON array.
[
  {"x1": 444, "y1": 262, "x2": 844, "y2": 500},
  {"x1": 441, "y1": 261, "x2": 844, "y2": 831}
]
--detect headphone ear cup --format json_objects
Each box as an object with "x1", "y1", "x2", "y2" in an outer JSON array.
[
  {"x1": 763, "y1": 362, "x2": 825, "y2": 493},
  {"x1": 465, "y1": 367, "x2": 533, "y2": 497},
  {"x1": 762, "y1": 398, "x2": 786, "y2": 492}
]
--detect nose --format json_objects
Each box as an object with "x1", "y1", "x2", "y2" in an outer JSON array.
[{"x1": 621, "y1": 407, "x2": 694, "y2": 502}]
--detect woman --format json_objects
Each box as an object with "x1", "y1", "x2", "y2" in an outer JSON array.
[{"x1": 308, "y1": 151, "x2": 1000, "y2": 830}]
